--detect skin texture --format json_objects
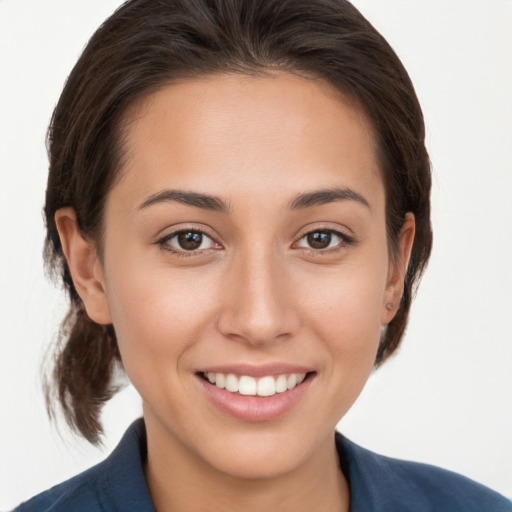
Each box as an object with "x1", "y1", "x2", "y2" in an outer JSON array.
[{"x1": 56, "y1": 72, "x2": 415, "y2": 512}]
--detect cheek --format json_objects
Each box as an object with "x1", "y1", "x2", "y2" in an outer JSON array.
[
  {"x1": 314, "y1": 283, "x2": 382, "y2": 371},
  {"x1": 305, "y1": 260, "x2": 387, "y2": 336},
  {"x1": 298, "y1": 248, "x2": 388, "y2": 372},
  {"x1": 104, "y1": 260, "x2": 220, "y2": 380}
]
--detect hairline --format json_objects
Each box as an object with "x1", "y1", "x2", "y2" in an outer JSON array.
[{"x1": 92, "y1": 68, "x2": 400, "y2": 260}]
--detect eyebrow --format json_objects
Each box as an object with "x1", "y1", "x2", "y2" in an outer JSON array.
[
  {"x1": 138, "y1": 189, "x2": 230, "y2": 213},
  {"x1": 138, "y1": 186, "x2": 370, "y2": 213},
  {"x1": 289, "y1": 187, "x2": 371, "y2": 210}
]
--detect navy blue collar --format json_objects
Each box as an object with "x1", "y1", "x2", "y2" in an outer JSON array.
[
  {"x1": 92, "y1": 418, "x2": 155, "y2": 511},
  {"x1": 93, "y1": 418, "x2": 510, "y2": 512},
  {"x1": 99, "y1": 419, "x2": 371, "y2": 511}
]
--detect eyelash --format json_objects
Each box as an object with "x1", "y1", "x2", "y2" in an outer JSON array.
[
  {"x1": 295, "y1": 227, "x2": 356, "y2": 255},
  {"x1": 157, "y1": 228, "x2": 219, "y2": 258},
  {"x1": 156, "y1": 227, "x2": 356, "y2": 258}
]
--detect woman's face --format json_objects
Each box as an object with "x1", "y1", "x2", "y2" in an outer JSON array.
[{"x1": 79, "y1": 72, "x2": 412, "y2": 478}]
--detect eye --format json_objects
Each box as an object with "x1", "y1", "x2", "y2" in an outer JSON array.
[
  {"x1": 159, "y1": 230, "x2": 218, "y2": 253},
  {"x1": 296, "y1": 229, "x2": 352, "y2": 251}
]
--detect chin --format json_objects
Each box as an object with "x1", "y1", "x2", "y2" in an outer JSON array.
[
  {"x1": 193, "y1": 423, "x2": 330, "y2": 481},
  {"x1": 209, "y1": 440, "x2": 308, "y2": 480}
]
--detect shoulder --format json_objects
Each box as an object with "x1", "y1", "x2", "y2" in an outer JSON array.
[
  {"x1": 336, "y1": 432, "x2": 511, "y2": 512},
  {"x1": 13, "y1": 463, "x2": 107, "y2": 512},
  {"x1": 13, "y1": 419, "x2": 155, "y2": 512}
]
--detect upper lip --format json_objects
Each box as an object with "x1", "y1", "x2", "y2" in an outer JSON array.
[{"x1": 196, "y1": 363, "x2": 314, "y2": 378}]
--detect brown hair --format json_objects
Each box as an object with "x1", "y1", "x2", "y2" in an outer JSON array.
[{"x1": 44, "y1": 0, "x2": 432, "y2": 444}]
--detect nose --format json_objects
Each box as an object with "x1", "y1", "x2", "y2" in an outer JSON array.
[{"x1": 216, "y1": 246, "x2": 301, "y2": 346}]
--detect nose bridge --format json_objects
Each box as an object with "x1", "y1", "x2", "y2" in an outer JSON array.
[{"x1": 217, "y1": 242, "x2": 298, "y2": 344}]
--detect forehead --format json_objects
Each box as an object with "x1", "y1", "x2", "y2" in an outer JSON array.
[{"x1": 114, "y1": 72, "x2": 383, "y2": 211}]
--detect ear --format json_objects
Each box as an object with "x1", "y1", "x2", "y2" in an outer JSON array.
[
  {"x1": 55, "y1": 208, "x2": 112, "y2": 325},
  {"x1": 381, "y1": 212, "x2": 415, "y2": 325}
]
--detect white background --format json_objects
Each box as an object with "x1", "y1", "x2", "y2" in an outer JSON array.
[{"x1": 1, "y1": 0, "x2": 511, "y2": 508}]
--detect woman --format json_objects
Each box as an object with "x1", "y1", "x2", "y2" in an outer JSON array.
[{"x1": 11, "y1": 0, "x2": 511, "y2": 510}]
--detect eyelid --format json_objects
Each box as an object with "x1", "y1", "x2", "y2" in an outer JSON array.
[
  {"x1": 292, "y1": 224, "x2": 357, "y2": 252},
  {"x1": 156, "y1": 225, "x2": 222, "y2": 256},
  {"x1": 154, "y1": 223, "x2": 356, "y2": 257}
]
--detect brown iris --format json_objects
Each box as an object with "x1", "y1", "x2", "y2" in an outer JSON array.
[
  {"x1": 177, "y1": 231, "x2": 203, "y2": 250},
  {"x1": 306, "y1": 231, "x2": 332, "y2": 249}
]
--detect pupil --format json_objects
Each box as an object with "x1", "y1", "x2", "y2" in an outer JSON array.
[
  {"x1": 307, "y1": 231, "x2": 331, "y2": 249},
  {"x1": 178, "y1": 231, "x2": 202, "y2": 250}
]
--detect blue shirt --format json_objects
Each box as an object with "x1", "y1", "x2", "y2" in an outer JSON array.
[{"x1": 14, "y1": 419, "x2": 511, "y2": 511}]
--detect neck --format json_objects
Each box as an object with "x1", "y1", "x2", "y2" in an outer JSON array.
[{"x1": 144, "y1": 420, "x2": 349, "y2": 512}]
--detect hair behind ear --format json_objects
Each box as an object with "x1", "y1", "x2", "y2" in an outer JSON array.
[{"x1": 44, "y1": 307, "x2": 122, "y2": 445}]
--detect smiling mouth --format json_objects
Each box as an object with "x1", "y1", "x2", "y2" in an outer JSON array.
[{"x1": 199, "y1": 371, "x2": 315, "y2": 397}]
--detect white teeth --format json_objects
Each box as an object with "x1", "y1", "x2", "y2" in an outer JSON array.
[
  {"x1": 239, "y1": 376, "x2": 257, "y2": 395},
  {"x1": 275, "y1": 374, "x2": 288, "y2": 393},
  {"x1": 286, "y1": 374, "x2": 297, "y2": 390},
  {"x1": 215, "y1": 373, "x2": 225, "y2": 389},
  {"x1": 257, "y1": 376, "x2": 276, "y2": 397},
  {"x1": 215, "y1": 373, "x2": 226, "y2": 389},
  {"x1": 225, "y1": 374, "x2": 239, "y2": 393},
  {"x1": 204, "y1": 372, "x2": 307, "y2": 396}
]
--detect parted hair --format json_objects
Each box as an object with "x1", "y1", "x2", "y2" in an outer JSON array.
[{"x1": 44, "y1": 0, "x2": 432, "y2": 444}]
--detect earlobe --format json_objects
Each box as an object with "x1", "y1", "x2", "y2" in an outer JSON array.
[
  {"x1": 55, "y1": 208, "x2": 112, "y2": 325},
  {"x1": 381, "y1": 213, "x2": 415, "y2": 325}
]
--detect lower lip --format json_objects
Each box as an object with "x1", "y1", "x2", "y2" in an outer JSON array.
[{"x1": 197, "y1": 374, "x2": 314, "y2": 422}]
